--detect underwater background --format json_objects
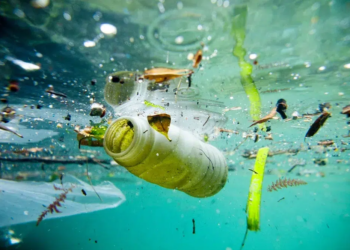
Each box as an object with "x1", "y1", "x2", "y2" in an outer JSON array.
[{"x1": 1, "y1": 0, "x2": 350, "y2": 249}]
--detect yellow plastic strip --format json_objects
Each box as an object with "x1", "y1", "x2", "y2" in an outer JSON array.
[
  {"x1": 232, "y1": 5, "x2": 266, "y2": 131},
  {"x1": 246, "y1": 147, "x2": 269, "y2": 231},
  {"x1": 144, "y1": 100, "x2": 165, "y2": 110}
]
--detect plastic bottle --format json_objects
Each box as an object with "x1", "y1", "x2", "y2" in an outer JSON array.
[
  {"x1": 104, "y1": 71, "x2": 227, "y2": 141},
  {"x1": 103, "y1": 116, "x2": 228, "y2": 198}
]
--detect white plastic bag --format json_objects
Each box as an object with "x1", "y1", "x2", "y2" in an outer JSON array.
[{"x1": 0, "y1": 175, "x2": 125, "y2": 227}]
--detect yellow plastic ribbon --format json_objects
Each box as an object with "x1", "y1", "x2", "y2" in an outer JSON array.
[
  {"x1": 241, "y1": 147, "x2": 269, "y2": 249},
  {"x1": 246, "y1": 147, "x2": 269, "y2": 231}
]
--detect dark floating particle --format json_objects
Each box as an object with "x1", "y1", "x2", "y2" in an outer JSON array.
[
  {"x1": 187, "y1": 74, "x2": 192, "y2": 88},
  {"x1": 46, "y1": 89, "x2": 67, "y2": 98},
  {"x1": 1, "y1": 106, "x2": 16, "y2": 123},
  {"x1": 319, "y1": 102, "x2": 331, "y2": 112},
  {"x1": 254, "y1": 134, "x2": 259, "y2": 143},
  {"x1": 95, "y1": 240, "x2": 97, "y2": 243},
  {"x1": 203, "y1": 115, "x2": 210, "y2": 127},
  {"x1": 276, "y1": 99, "x2": 287, "y2": 119},
  {"x1": 277, "y1": 197, "x2": 285, "y2": 202},
  {"x1": 313, "y1": 158, "x2": 327, "y2": 166},
  {"x1": 341, "y1": 105, "x2": 350, "y2": 118},
  {"x1": 81, "y1": 189, "x2": 87, "y2": 196},
  {"x1": 266, "y1": 126, "x2": 271, "y2": 132},
  {"x1": 0, "y1": 98, "x2": 8, "y2": 103},
  {"x1": 305, "y1": 111, "x2": 331, "y2": 138},
  {"x1": 250, "y1": 98, "x2": 288, "y2": 127},
  {"x1": 248, "y1": 169, "x2": 258, "y2": 174},
  {"x1": 8, "y1": 80, "x2": 20, "y2": 92},
  {"x1": 59, "y1": 173, "x2": 64, "y2": 185},
  {"x1": 36, "y1": 104, "x2": 43, "y2": 109},
  {"x1": 91, "y1": 79, "x2": 97, "y2": 85},
  {"x1": 192, "y1": 219, "x2": 195, "y2": 234},
  {"x1": 64, "y1": 113, "x2": 71, "y2": 121}
]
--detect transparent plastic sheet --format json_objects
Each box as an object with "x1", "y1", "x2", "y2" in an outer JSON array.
[
  {"x1": 104, "y1": 72, "x2": 228, "y2": 141},
  {"x1": 0, "y1": 175, "x2": 126, "y2": 228}
]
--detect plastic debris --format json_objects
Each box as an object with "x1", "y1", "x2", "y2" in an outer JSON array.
[
  {"x1": 90, "y1": 103, "x2": 106, "y2": 118},
  {"x1": 0, "y1": 175, "x2": 125, "y2": 227}
]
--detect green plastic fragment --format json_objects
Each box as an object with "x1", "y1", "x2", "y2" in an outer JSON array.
[
  {"x1": 203, "y1": 133, "x2": 209, "y2": 142},
  {"x1": 90, "y1": 125, "x2": 108, "y2": 139},
  {"x1": 232, "y1": 5, "x2": 265, "y2": 131},
  {"x1": 49, "y1": 173, "x2": 59, "y2": 182},
  {"x1": 144, "y1": 100, "x2": 165, "y2": 110}
]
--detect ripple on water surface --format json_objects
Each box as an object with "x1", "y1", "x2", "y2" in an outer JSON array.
[{"x1": 146, "y1": 8, "x2": 228, "y2": 52}]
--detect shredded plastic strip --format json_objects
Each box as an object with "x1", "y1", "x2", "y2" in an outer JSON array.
[
  {"x1": 246, "y1": 147, "x2": 269, "y2": 231},
  {"x1": 232, "y1": 5, "x2": 265, "y2": 131}
]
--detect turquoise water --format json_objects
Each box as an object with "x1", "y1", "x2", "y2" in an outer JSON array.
[
  {"x1": 5, "y1": 174, "x2": 350, "y2": 250},
  {"x1": 1, "y1": 0, "x2": 350, "y2": 249}
]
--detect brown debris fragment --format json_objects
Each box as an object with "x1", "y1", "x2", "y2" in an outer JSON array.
[
  {"x1": 305, "y1": 111, "x2": 331, "y2": 138},
  {"x1": 193, "y1": 49, "x2": 203, "y2": 68},
  {"x1": 143, "y1": 68, "x2": 193, "y2": 83},
  {"x1": 45, "y1": 85, "x2": 67, "y2": 98},
  {"x1": 264, "y1": 133, "x2": 273, "y2": 140},
  {"x1": 317, "y1": 140, "x2": 334, "y2": 146},
  {"x1": 249, "y1": 107, "x2": 277, "y2": 127},
  {"x1": 0, "y1": 123, "x2": 23, "y2": 138},
  {"x1": 222, "y1": 107, "x2": 242, "y2": 113},
  {"x1": 341, "y1": 105, "x2": 350, "y2": 117},
  {"x1": 216, "y1": 128, "x2": 239, "y2": 134},
  {"x1": 147, "y1": 113, "x2": 172, "y2": 141},
  {"x1": 267, "y1": 178, "x2": 307, "y2": 192},
  {"x1": 242, "y1": 148, "x2": 299, "y2": 159},
  {"x1": 313, "y1": 158, "x2": 328, "y2": 166},
  {"x1": 37, "y1": 184, "x2": 75, "y2": 226}
]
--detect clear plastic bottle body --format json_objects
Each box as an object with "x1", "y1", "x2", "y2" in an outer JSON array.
[{"x1": 104, "y1": 116, "x2": 228, "y2": 198}]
